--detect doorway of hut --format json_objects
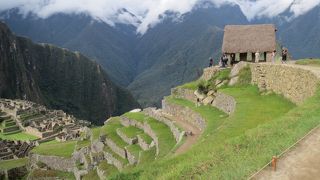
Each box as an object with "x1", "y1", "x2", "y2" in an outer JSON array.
[{"x1": 240, "y1": 53, "x2": 247, "y2": 61}]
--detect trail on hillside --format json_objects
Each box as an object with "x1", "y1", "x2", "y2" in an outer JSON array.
[
  {"x1": 162, "y1": 112, "x2": 201, "y2": 155},
  {"x1": 253, "y1": 126, "x2": 320, "y2": 180}
]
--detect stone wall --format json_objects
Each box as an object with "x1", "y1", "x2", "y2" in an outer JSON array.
[
  {"x1": 250, "y1": 63, "x2": 320, "y2": 104},
  {"x1": 200, "y1": 66, "x2": 220, "y2": 81},
  {"x1": 116, "y1": 128, "x2": 138, "y2": 145},
  {"x1": 143, "y1": 108, "x2": 184, "y2": 142},
  {"x1": 171, "y1": 88, "x2": 197, "y2": 103},
  {"x1": 125, "y1": 147, "x2": 138, "y2": 165},
  {"x1": 162, "y1": 99, "x2": 206, "y2": 131},
  {"x1": 137, "y1": 135, "x2": 152, "y2": 151},
  {"x1": 29, "y1": 153, "x2": 74, "y2": 172},
  {"x1": 212, "y1": 92, "x2": 236, "y2": 114},
  {"x1": 104, "y1": 137, "x2": 126, "y2": 159},
  {"x1": 103, "y1": 151, "x2": 124, "y2": 170},
  {"x1": 120, "y1": 117, "x2": 159, "y2": 155}
]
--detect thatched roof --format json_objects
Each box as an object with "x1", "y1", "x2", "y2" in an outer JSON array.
[{"x1": 222, "y1": 24, "x2": 276, "y2": 53}]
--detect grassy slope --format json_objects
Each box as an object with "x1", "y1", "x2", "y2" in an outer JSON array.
[
  {"x1": 0, "y1": 131, "x2": 38, "y2": 141},
  {"x1": 0, "y1": 158, "x2": 28, "y2": 170},
  {"x1": 296, "y1": 59, "x2": 320, "y2": 66},
  {"x1": 29, "y1": 169, "x2": 75, "y2": 179},
  {"x1": 32, "y1": 140, "x2": 76, "y2": 157},
  {"x1": 114, "y1": 85, "x2": 296, "y2": 179}
]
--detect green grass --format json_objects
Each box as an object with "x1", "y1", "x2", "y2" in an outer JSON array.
[
  {"x1": 119, "y1": 85, "x2": 297, "y2": 179},
  {"x1": 82, "y1": 169, "x2": 100, "y2": 180},
  {"x1": 126, "y1": 144, "x2": 142, "y2": 159},
  {"x1": 98, "y1": 160, "x2": 118, "y2": 176},
  {"x1": 0, "y1": 131, "x2": 38, "y2": 141},
  {"x1": 119, "y1": 126, "x2": 143, "y2": 139},
  {"x1": 76, "y1": 139, "x2": 90, "y2": 150},
  {"x1": 91, "y1": 127, "x2": 102, "y2": 141},
  {"x1": 178, "y1": 80, "x2": 199, "y2": 90},
  {"x1": 30, "y1": 169, "x2": 75, "y2": 179},
  {"x1": 32, "y1": 140, "x2": 76, "y2": 157},
  {"x1": 138, "y1": 133, "x2": 153, "y2": 144},
  {"x1": 139, "y1": 147, "x2": 156, "y2": 165},
  {"x1": 0, "y1": 158, "x2": 28, "y2": 170},
  {"x1": 213, "y1": 68, "x2": 231, "y2": 81},
  {"x1": 237, "y1": 65, "x2": 252, "y2": 86},
  {"x1": 123, "y1": 112, "x2": 176, "y2": 157},
  {"x1": 295, "y1": 59, "x2": 320, "y2": 66}
]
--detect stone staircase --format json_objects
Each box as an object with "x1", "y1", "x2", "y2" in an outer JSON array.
[
  {"x1": 0, "y1": 112, "x2": 21, "y2": 135},
  {"x1": 254, "y1": 65, "x2": 267, "y2": 91}
]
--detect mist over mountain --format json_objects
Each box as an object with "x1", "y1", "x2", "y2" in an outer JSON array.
[{"x1": 1, "y1": 1, "x2": 320, "y2": 106}]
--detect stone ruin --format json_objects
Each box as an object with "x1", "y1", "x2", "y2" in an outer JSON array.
[{"x1": 0, "y1": 139, "x2": 35, "y2": 160}]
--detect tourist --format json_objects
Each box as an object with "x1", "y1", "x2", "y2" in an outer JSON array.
[
  {"x1": 209, "y1": 57, "x2": 214, "y2": 67},
  {"x1": 230, "y1": 53, "x2": 236, "y2": 66},
  {"x1": 222, "y1": 54, "x2": 228, "y2": 67},
  {"x1": 220, "y1": 55, "x2": 225, "y2": 68},
  {"x1": 282, "y1": 48, "x2": 287, "y2": 63},
  {"x1": 272, "y1": 50, "x2": 276, "y2": 63},
  {"x1": 255, "y1": 51, "x2": 260, "y2": 63}
]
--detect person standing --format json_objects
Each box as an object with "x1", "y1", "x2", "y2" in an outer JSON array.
[
  {"x1": 272, "y1": 50, "x2": 276, "y2": 63},
  {"x1": 255, "y1": 51, "x2": 260, "y2": 63},
  {"x1": 209, "y1": 57, "x2": 214, "y2": 67},
  {"x1": 282, "y1": 48, "x2": 287, "y2": 63},
  {"x1": 230, "y1": 53, "x2": 236, "y2": 66}
]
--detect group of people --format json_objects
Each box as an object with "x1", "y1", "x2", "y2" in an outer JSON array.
[{"x1": 208, "y1": 48, "x2": 289, "y2": 67}]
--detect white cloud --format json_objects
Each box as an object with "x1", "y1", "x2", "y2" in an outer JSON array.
[{"x1": 0, "y1": 0, "x2": 319, "y2": 34}]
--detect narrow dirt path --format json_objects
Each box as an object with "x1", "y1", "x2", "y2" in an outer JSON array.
[
  {"x1": 161, "y1": 112, "x2": 201, "y2": 155},
  {"x1": 253, "y1": 126, "x2": 320, "y2": 180}
]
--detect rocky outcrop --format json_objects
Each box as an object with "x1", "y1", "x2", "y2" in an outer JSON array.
[
  {"x1": 29, "y1": 153, "x2": 74, "y2": 172},
  {"x1": 162, "y1": 99, "x2": 206, "y2": 131},
  {"x1": 143, "y1": 108, "x2": 184, "y2": 143},
  {"x1": 200, "y1": 66, "x2": 220, "y2": 81},
  {"x1": 229, "y1": 61, "x2": 249, "y2": 86},
  {"x1": 120, "y1": 117, "x2": 159, "y2": 155},
  {"x1": 250, "y1": 63, "x2": 320, "y2": 104}
]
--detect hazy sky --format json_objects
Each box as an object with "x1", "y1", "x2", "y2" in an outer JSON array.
[{"x1": 0, "y1": 0, "x2": 319, "y2": 34}]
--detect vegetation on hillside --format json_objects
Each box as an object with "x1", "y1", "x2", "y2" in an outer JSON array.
[
  {"x1": 32, "y1": 140, "x2": 77, "y2": 157},
  {"x1": 296, "y1": 59, "x2": 320, "y2": 67}
]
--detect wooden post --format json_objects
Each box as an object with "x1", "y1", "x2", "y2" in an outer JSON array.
[{"x1": 271, "y1": 156, "x2": 277, "y2": 171}]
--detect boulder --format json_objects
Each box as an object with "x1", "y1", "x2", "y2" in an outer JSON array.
[
  {"x1": 202, "y1": 96, "x2": 214, "y2": 105},
  {"x1": 194, "y1": 90, "x2": 206, "y2": 101},
  {"x1": 230, "y1": 61, "x2": 249, "y2": 78},
  {"x1": 229, "y1": 76, "x2": 239, "y2": 86}
]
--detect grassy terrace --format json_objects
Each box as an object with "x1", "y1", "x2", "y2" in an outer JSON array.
[
  {"x1": 76, "y1": 139, "x2": 90, "y2": 150},
  {"x1": 119, "y1": 126, "x2": 143, "y2": 139},
  {"x1": 32, "y1": 140, "x2": 76, "y2": 157},
  {"x1": 295, "y1": 59, "x2": 320, "y2": 67},
  {"x1": 104, "y1": 145, "x2": 128, "y2": 165},
  {"x1": 123, "y1": 112, "x2": 176, "y2": 157},
  {"x1": 117, "y1": 85, "x2": 300, "y2": 179},
  {"x1": 100, "y1": 118, "x2": 128, "y2": 148},
  {"x1": 19, "y1": 113, "x2": 43, "y2": 121},
  {"x1": 91, "y1": 127, "x2": 102, "y2": 141},
  {"x1": 0, "y1": 131, "x2": 38, "y2": 141},
  {"x1": 126, "y1": 144, "x2": 142, "y2": 159},
  {"x1": 0, "y1": 158, "x2": 28, "y2": 170},
  {"x1": 82, "y1": 169, "x2": 100, "y2": 180},
  {"x1": 138, "y1": 133, "x2": 153, "y2": 144}
]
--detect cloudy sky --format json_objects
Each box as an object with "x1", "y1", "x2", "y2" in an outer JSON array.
[{"x1": 0, "y1": 0, "x2": 319, "y2": 34}]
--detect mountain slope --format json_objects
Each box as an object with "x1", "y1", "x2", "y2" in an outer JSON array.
[
  {"x1": 0, "y1": 22, "x2": 139, "y2": 124},
  {"x1": 0, "y1": 12, "x2": 137, "y2": 86}
]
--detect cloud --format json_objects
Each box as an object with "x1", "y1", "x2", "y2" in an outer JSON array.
[{"x1": 0, "y1": 0, "x2": 319, "y2": 34}]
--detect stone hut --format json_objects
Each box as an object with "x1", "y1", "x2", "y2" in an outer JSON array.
[{"x1": 222, "y1": 24, "x2": 277, "y2": 62}]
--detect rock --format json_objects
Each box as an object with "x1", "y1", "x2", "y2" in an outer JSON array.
[
  {"x1": 202, "y1": 96, "x2": 214, "y2": 105},
  {"x1": 91, "y1": 141, "x2": 104, "y2": 153},
  {"x1": 217, "y1": 80, "x2": 228, "y2": 88},
  {"x1": 228, "y1": 76, "x2": 239, "y2": 86},
  {"x1": 215, "y1": 79, "x2": 223, "y2": 86},
  {"x1": 207, "y1": 90, "x2": 215, "y2": 96},
  {"x1": 230, "y1": 61, "x2": 249, "y2": 78},
  {"x1": 194, "y1": 90, "x2": 206, "y2": 101}
]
